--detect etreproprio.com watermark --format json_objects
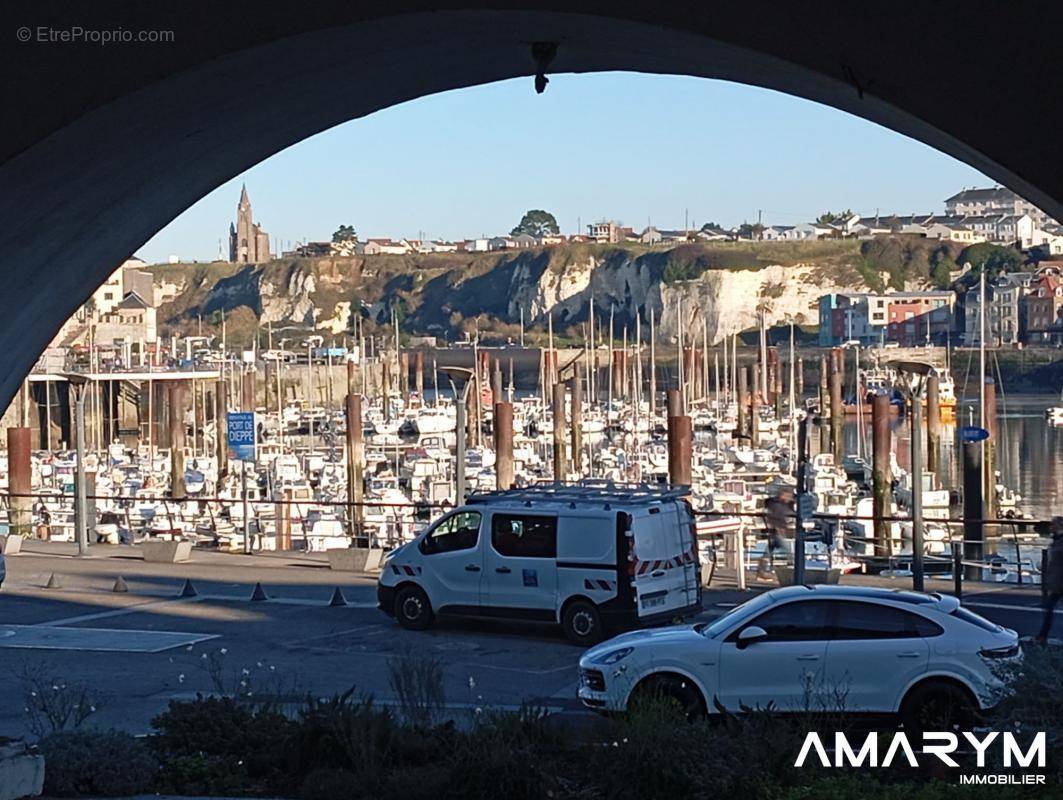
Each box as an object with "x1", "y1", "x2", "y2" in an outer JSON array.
[{"x1": 16, "y1": 26, "x2": 174, "y2": 45}]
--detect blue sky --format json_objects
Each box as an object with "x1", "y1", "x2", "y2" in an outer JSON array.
[{"x1": 139, "y1": 72, "x2": 990, "y2": 264}]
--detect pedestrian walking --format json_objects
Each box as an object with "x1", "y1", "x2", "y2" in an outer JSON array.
[
  {"x1": 1037, "y1": 517, "x2": 1063, "y2": 644},
  {"x1": 757, "y1": 487, "x2": 794, "y2": 580}
]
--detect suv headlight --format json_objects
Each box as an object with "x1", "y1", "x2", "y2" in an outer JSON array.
[{"x1": 591, "y1": 647, "x2": 634, "y2": 665}]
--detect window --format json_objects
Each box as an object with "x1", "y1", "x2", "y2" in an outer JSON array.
[
  {"x1": 491, "y1": 513, "x2": 557, "y2": 558},
  {"x1": 741, "y1": 600, "x2": 833, "y2": 642},
  {"x1": 831, "y1": 601, "x2": 942, "y2": 639},
  {"x1": 420, "y1": 511, "x2": 481, "y2": 555}
]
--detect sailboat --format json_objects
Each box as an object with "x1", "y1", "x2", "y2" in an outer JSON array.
[{"x1": 1047, "y1": 386, "x2": 1063, "y2": 426}]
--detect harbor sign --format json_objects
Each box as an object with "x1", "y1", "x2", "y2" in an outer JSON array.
[{"x1": 227, "y1": 411, "x2": 256, "y2": 462}]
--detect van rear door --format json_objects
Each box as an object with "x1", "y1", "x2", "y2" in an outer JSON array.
[{"x1": 631, "y1": 503, "x2": 699, "y2": 619}]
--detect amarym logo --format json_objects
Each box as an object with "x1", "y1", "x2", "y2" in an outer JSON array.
[{"x1": 795, "y1": 731, "x2": 1046, "y2": 769}]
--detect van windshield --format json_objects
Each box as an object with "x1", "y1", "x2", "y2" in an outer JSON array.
[{"x1": 700, "y1": 593, "x2": 775, "y2": 639}]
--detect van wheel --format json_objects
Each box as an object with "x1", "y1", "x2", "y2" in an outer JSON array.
[
  {"x1": 900, "y1": 681, "x2": 976, "y2": 732},
  {"x1": 562, "y1": 600, "x2": 603, "y2": 645},
  {"x1": 394, "y1": 585, "x2": 433, "y2": 631}
]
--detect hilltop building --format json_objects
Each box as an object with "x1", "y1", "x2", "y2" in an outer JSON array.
[
  {"x1": 228, "y1": 185, "x2": 272, "y2": 263},
  {"x1": 945, "y1": 187, "x2": 1053, "y2": 226}
]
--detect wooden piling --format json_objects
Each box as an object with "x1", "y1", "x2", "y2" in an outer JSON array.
[
  {"x1": 214, "y1": 380, "x2": 228, "y2": 476},
  {"x1": 818, "y1": 354, "x2": 830, "y2": 452},
  {"x1": 552, "y1": 383, "x2": 567, "y2": 480},
  {"x1": 169, "y1": 382, "x2": 186, "y2": 499},
  {"x1": 414, "y1": 351, "x2": 425, "y2": 398},
  {"x1": 984, "y1": 377, "x2": 998, "y2": 519},
  {"x1": 829, "y1": 349, "x2": 843, "y2": 463},
  {"x1": 736, "y1": 366, "x2": 748, "y2": 441},
  {"x1": 872, "y1": 392, "x2": 892, "y2": 556},
  {"x1": 570, "y1": 362, "x2": 583, "y2": 474},
  {"x1": 241, "y1": 370, "x2": 255, "y2": 412},
  {"x1": 963, "y1": 439, "x2": 985, "y2": 580},
  {"x1": 345, "y1": 392, "x2": 364, "y2": 539},
  {"x1": 748, "y1": 365, "x2": 759, "y2": 447},
  {"x1": 926, "y1": 373, "x2": 941, "y2": 475},
  {"x1": 664, "y1": 387, "x2": 691, "y2": 485},
  {"x1": 494, "y1": 401, "x2": 514, "y2": 489},
  {"x1": 7, "y1": 427, "x2": 31, "y2": 537}
]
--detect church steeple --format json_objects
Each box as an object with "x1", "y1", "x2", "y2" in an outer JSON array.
[{"x1": 229, "y1": 184, "x2": 270, "y2": 263}]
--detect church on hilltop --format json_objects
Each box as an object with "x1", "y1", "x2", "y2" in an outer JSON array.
[{"x1": 228, "y1": 185, "x2": 272, "y2": 263}]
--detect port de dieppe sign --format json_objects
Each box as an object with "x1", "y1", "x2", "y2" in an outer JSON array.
[{"x1": 227, "y1": 412, "x2": 256, "y2": 462}]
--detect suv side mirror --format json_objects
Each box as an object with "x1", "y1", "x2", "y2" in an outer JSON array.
[{"x1": 736, "y1": 625, "x2": 768, "y2": 649}]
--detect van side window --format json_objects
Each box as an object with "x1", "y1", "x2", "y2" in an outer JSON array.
[
  {"x1": 421, "y1": 511, "x2": 482, "y2": 555},
  {"x1": 491, "y1": 514, "x2": 557, "y2": 558}
]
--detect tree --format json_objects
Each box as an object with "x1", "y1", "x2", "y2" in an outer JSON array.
[
  {"x1": 957, "y1": 242, "x2": 1024, "y2": 286},
  {"x1": 815, "y1": 209, "x2": 854, "y2": 225},
  {"x1": 699, "y1": 221, "x2": 723, "y2": 231},
  {"x1": 511, "y1": 210, "x2": 559, "y2": 237},
  {"x1": 332, "y1": 224, "x2": 357, "y2": 243},
  {"x1": 931, "y1": 258, "x2": 956, "y2": 289},
  {"x1": 737, "y1": 223, "x2": 765, "y2": 240}
]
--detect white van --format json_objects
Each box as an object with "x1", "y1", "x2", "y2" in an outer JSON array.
[{"x1": 377, "y1": 482, "x2": 702, "y2": 644}]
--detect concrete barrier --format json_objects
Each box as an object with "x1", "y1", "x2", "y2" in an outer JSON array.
[
  {"x1": 0, "y1": 741, "x2": 44, "y2": 800},
  {"x1": 0, "y1": 535, "x2": 22, "y2": 555},
  {"x1": 327, "y1": 547, "x2": 383, "y2": 572},
  {"x1": 776, "y1": 566, "x2": 841, "y2": 586},
  {"x1": 140, "y1": 539, "x2": 193, "y2": 563}
]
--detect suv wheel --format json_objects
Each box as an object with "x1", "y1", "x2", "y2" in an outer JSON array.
[
  {"x1": 630, "y1": 675, "x2": 706, "y2": 722},
  {"x1": 394, "y1": 585, "x2": 434, "y2": 631},
  {"x1": 562, "y1": 599, "x2": 603, "y2": 645},
  {"x1": 900, "y1": 681, "x2": 976, "y2": 732}
]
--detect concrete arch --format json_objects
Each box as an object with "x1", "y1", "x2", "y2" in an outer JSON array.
[{"x1": 2, "y1": 3, "x2": 1060, "y2": 405}]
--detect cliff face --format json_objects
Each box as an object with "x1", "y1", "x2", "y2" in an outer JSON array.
[{"x1": 154, "y1": 241, "x2": 869, "y2": 342}]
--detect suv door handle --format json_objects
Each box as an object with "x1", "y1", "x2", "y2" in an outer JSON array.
[
  {"x1": 897, "y1": 651, "x2": 921, "y2": 658},
  {"x1": 796, "y1": 654, "x2": 820, "y2": 661},
  {"x1": 651, "y1": 570, "x2": 665, "y2": 578},
  {"x1": 465, "y1": 565, "x2": 481, "y2": 572},
  {"x1": 495, "y1": 567, "x2": 512, "y2": 574}
]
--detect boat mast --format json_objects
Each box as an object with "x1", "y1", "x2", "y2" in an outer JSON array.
[
  {"x1": 649, "y1": 306, "x2": 656, "y2": 418},
  {"x1": 677, "y1": 295, "x2": 684, "y2": 412}
]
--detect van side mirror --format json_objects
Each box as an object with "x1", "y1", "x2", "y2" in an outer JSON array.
[{"x1": 736, "y1": 626, "x2": 768, "y2": 650}]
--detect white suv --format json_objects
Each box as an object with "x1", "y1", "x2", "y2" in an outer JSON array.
[{"x1": 579, "y1": 585, "x2": 1020, "y2": 727}]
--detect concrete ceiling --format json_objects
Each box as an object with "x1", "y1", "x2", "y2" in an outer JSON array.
[{"x1": 1, "y1": 1, "x2": 1059, "y2": 405}]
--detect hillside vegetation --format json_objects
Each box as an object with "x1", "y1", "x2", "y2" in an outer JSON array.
[{"x1": 149, "y1": 240, "x2": 867, "y2": 345}]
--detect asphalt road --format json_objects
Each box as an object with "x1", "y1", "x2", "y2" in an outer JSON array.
[{"x1": 0, "y1": 542, "x2": 1056, "y2": 738}]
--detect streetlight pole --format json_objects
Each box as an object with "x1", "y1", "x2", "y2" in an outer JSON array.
[
  {"x1": 442, "y1": 367, "x2": 474, "y2": 504},
  {"x1": 888, "y1": 360, "x2": 935, "y2": 592},
  {"x1": 68, "y1": 377, "x2": 89, "y2": 556},
  {"x1": 910, "y1": 380, "x2": 925, "y2": 591}
]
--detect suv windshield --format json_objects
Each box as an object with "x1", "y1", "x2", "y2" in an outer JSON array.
[{"x1": 701, "y1": 593, "x2": 775, "y2": 638}]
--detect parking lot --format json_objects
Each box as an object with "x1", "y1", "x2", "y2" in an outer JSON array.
[{"x1": 0, "y1": 541, "x2": 1056, "y2": 737}]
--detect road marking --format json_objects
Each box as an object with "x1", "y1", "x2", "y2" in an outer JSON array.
[
  {"x1": 39, "y1": 597, "x2": 204, "y2": 627},
  {"x1": 0, "y1": 624, "x2": 217, "y2": 653},
  {"x1": 30, "y1": 593, "x2": 378, "y2": 628}
]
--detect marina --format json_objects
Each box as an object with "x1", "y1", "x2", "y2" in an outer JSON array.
[{"x1": 1, "y1": 323, "x2": 1057, "y2": 589}]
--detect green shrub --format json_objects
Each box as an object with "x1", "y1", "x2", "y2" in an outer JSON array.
[
  {"x1": 292, "y1": 689, "x2": 400, "y2": 791},
  {"x1": 987, "y1": 643, "x2": 1063, "y2": 784},
  {"x1": 39, "y1": 731, "x2": 157, "y2": 796},
  {"x1": 151, "y1": 694, "x2": 296, "y2": 795}
]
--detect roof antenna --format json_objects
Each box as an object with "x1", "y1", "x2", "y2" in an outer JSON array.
[{"x1": 532, "y1": 42, "x2": 558, "y2": 94}]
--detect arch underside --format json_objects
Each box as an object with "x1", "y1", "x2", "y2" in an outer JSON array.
[{"x1": 1, "y1": 5, "x2": 1058, "y2": 406}]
